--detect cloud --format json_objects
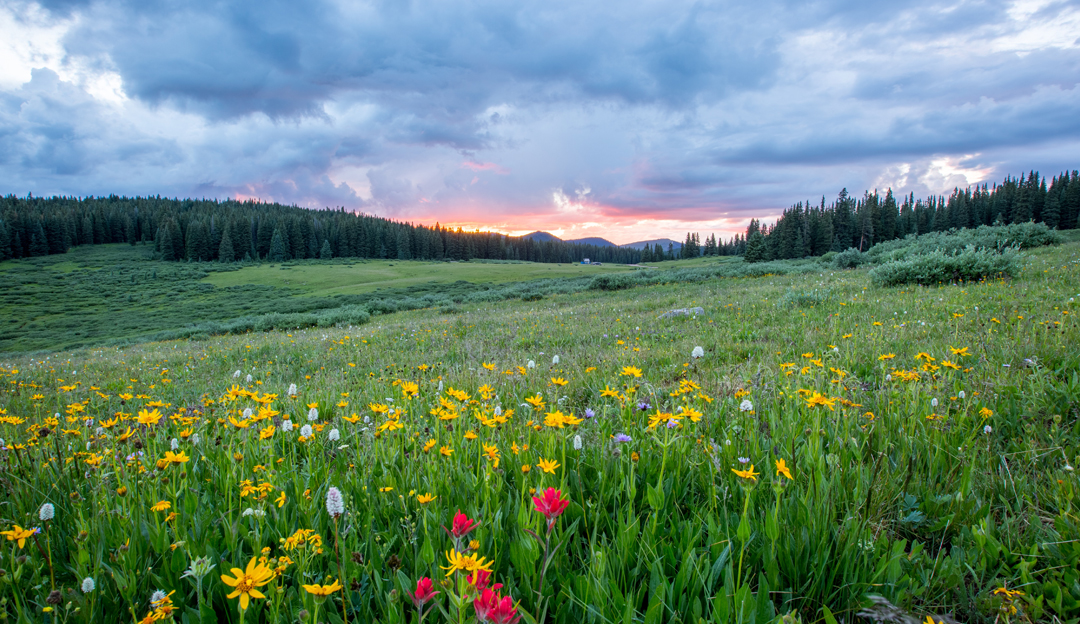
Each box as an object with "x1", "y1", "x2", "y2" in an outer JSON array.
[{"x1": 0, "y1": 0, "x2": 1078, "y2": 244}]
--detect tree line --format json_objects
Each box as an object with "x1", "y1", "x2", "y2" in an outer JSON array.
[
  {"x1": 737, "y1": 169, "x2": 1080, "y2": 262},
  {"x1": 0, "y1": 195, "x2": 642, "y2": 264}
]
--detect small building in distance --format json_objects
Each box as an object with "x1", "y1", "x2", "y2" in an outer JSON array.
[{"x1": 581, "y1": 258, "x2": 590, "y2": 264}]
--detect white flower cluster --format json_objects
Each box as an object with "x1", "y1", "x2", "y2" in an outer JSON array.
[
  {"x1": 691, "y1": 346, "x2": 704, "y2": 359},
  {"x1": 326, "y1": 486, "x2": 345, "y2": 518},
  {"x1": 39, "y1": 502, "x2": 55, "y2": 521}
]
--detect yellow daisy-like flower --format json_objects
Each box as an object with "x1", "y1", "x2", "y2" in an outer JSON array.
[
  {"x1": 275, "y1": 492, "x2": 286, "y2": 508},
  {"x1": 620, "y1": 366, "x2": 643, "y2": 378},
  {"x1": 155, "y1": 450, "x2": 190, "y2": 470},
  {"x1": 150, "y1": 501, "x2": 171, "y2": 512},
  {"x1": 417, "y1": 493, "x2": 436, "y2": 504},
  {"x1": 0, "y1": 525, "x2": 37, "y2": 549},
  {"x1": 440, "y1": 445, "x2": 453, "y2": 457},
  {"x1": 422, "y1": 438, "x2": 437, "y2": 453},
  {"x1": 220, "y1": 556, "x2": 275, "y2": 610},
  {"x1": 536, "y1": 458, "x2": 560, "y2": 474},
  {"x1": 775, "y1": 458, "x2": 792, "y2": 480},
  {"x1": 441, "y1": 549, "x2": 494, "y2": 577},
  {"x1": 550, "y1": 377, "x2": 568, "y2": 387},
  {"x1": 731, "y1": 465, "x2": 759, "y2": 481},
  {"x1": 302, "y1": 578, "x2": 343, "y2": 597}
]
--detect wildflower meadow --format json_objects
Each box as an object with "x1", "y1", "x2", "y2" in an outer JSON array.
[{"x1": 1, "y1": 235, "x2": 1079, "y2": 624}]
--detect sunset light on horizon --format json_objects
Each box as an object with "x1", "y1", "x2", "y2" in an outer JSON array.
[{"x1": 1, "y1": 0, "x2": 1078, "y2": 237}]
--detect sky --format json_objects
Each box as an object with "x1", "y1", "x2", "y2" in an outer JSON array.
[{"x1": 1, "y1": 0, "x2": 1078, "y2": 245}]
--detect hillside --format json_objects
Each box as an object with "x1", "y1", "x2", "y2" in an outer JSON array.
[
  {"x1": 621, "y1": 237, "x2": 683, "y2": 250},
  {"x1": 0, "y1": 235, "x2": 1077, "y2": 624}
]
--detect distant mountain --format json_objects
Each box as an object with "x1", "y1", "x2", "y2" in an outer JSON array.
[
  {"x1": 621, "y1": 238, "x2": 683, "y2": 251},
  {"x1": 519, "y1": 231, "x2": 562, "y2": 242},
  {"x1": 565, "y1": 237, "x2": 616, "y2": 247}
]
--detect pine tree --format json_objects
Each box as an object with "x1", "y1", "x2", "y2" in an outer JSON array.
[
  {"x1": 218, "y1": 225, "x2": 235, "y2": 262},
  {"x1": 268, "y1": 228, "x2": 288, "y2": 261},
  {"x1": 320, "y1": 239, "x2": 332, "y2": 259},
  {"x1": 157, "y1": 226, "x2": 176, "y2": 261},
  {"x1": 0, "y1": 219, "x2": 11, "y2": 261},
  {"x1": 744, "y1": 230, "x2": 767, "y2": 263}
]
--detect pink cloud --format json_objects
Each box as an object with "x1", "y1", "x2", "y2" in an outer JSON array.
[{"x1": 461, "y1": 160, "x2": 511, "y2": 175}]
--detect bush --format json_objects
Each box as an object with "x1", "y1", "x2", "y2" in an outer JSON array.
[
  {"x1": 832, "y1": 248, "x2": 867, "y2": 269},
  {"x1": 866, "y1": 223, "x2": 1061, "y2": 265},
  {"x1": 778, "y1": 288, "x2": 832, "y2": 308},
  {"x1": 869, "y1": 247, "x2": 1022, "y2": 287}
]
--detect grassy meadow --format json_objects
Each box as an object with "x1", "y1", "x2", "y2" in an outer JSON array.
[
  {"x1": 0, "y1": 236, "x2": 1079, "y2": 623},
  {"x1": 0, "y1": 245, "x2": 632, "y2": 354}
]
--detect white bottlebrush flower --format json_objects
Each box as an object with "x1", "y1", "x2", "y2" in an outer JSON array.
[
  {"x1": 691, "y1": 346, "x2": 704, "y2": 359},
  {"x1": 281, "y1": 420, "x2": 293, "y2": 432},
  {"x1": 245, "y1": 374, "x2": 253, "y2": 383},
  {"x1": 242, "y1": 408, "x2": 253, "y2": 419},
  {"x1": 983, "y1": 425, "x2": 992, "y2": 435},
  {"x1": 931, "y1": 398, "x2": 939, "y2": 408},
  {"x1": 242, "y1": 508, "x2": 254, "y2": 517},
  {"x1": 885, "y1": 374, "x2": 892, "y2": 382},
  {"x1": 328, "y1": 428, "x2": 340, "y2": 442},
  {"x1": 527, "y1": 360, "x2": 535, "y2": 369},
  {"x1": 81, "y1": 577, "x2": 95, "y2": 593},
  {"x1": 308, "y1": 407, "x2": 319, "y2": 421},
  {"x1": 326, "y1": 486, "x2": 345, "y2": 518},
  {"x1": 573, "y1": 435, "x2": 582, "y2": 450},
  {"x1": 150, "y1": 590, "x2": 167, "y2": 605},
  {"x1": 438, "y1": 380, "x2": 444, "y2": 392},
  {"x1": 288, "y1": 383, "x2": 298, "y2": 396},
  {"x1": 300, "y1": 424, "x2": 313, "y2": 438},
  {"x1": 739, "y1": 399, "x2": 753, "y2": 412},
  {"x1": 958, "y1": 390, "x2": 966, "y2": 400},
  {"x1": 170, "y1": 438, "x2": 179, "y2": 451},
  {"x1": 493, "y1": 406, "x2": 503, "y2": 416},
  {"x1": 233, "y1": 370, "x2": 241, "y2": 378},
  {"x1": 39, "y1": 503, "x2": 55, "y2": 521},
  {"x1": 552, "y1": 355, "x2": 560, "y2": 365}
]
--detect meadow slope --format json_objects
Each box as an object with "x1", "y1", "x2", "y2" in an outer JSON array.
[{"x1": 0, "y1": 240, "x2": 1078, "y2": 623}]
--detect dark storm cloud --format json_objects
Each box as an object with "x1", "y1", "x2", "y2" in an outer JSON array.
[{"x1": 3, "y1": 0, "x2": 1079, "y2": 237}]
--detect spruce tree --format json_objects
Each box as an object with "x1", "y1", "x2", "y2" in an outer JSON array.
[
  {"x1": 320, "y1": 239, "x2": 332, "y2": 259},
  {"x1": 268, "y1": 228, "x2": 288, "y2": 261},
  {"x1": 218, "y1": 226, "x2": 235, "y2": 262},
  {"x1": 744, "y1": 230, "x2": 767, "y2": 263}
]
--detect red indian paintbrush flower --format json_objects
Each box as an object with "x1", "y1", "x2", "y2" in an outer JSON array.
[
  {"x1": 532, "y1": 487, "x2": 569, "y2": 531},
  {"x1": 469, "y1": 568, "x2": 503, "y2": 592},
  {"x1": 411, "y1": 577, "x2": 439, "y2": 608},
  {"x1": 451, "y1": 510, "x2": 479, "y2": 538},
  {"x1": 474, "y1": 588, "x2": 521, "y2": 624}
]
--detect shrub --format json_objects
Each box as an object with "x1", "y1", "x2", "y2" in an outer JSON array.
[
  {"x1": 869, "y1": 247, "x2": 1022, "y2": 287},
  {"x1": 778, "y1": 288, "x2": 832, "y2": 308},
  {"x1": 832, "y1": 248, "x2": 867, "y2": 269},
  {"x1": 866, "y1": 223, "x2": 1061, "y2": 265}
]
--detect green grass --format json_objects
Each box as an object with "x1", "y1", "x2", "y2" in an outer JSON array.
[
  {"x1": 0, "y1": 246, "x2": 634, "y2": 354},
  {"x1": 202, "y1": 258, "x2": 633, "y2": 297},
  {"x1": 1, "y1": 237, "x2": 1077, "y2": 624}
]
